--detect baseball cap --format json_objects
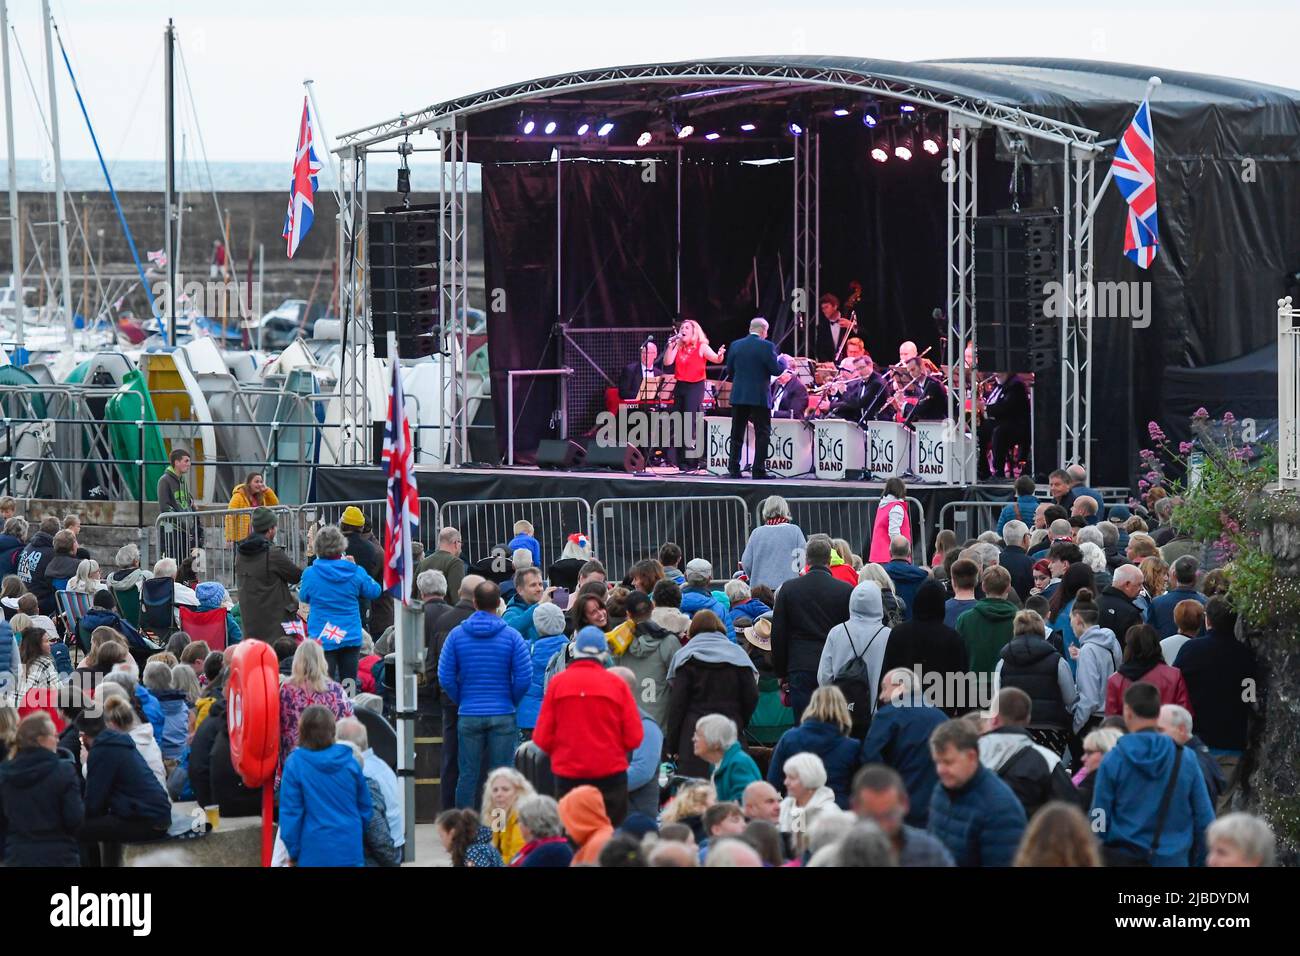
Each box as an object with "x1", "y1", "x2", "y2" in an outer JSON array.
[
  {"x1": 685, "y1": 558, "x2": 712, "y2": 582},
  {"x1": 574, "y1": 626, "x2": 608, "y2": 658}
]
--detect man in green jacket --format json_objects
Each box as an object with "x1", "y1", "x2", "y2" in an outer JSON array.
[{"x1": 955, "y1": 566, "x2": 1018, "y2": 687}]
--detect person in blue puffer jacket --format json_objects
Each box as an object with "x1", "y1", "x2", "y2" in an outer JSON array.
[
  {"x1": 995, "y1": 475, "x2": 1041, "y2": 536},
  {"x1": 925, "y1": 718, "x2": 1027, "y2": 867},
  {"x1": 516, "y1": 602, "x2": 569, "y2": 734},
  {"x1": 298, "y1": 525, "x2": 383, "y2": 690},
  {"x1": 680, "y1": 559, "x2": 733, "y2": 639},
  {"x1": 279, "y1": 705, "x2": 373, "y2": 867},
  {"x1": 437, "y1": 580, "x2": 532, "y2": 809},
  {"x1": 724, "y1": 579, "x2": 771, "y2": 629}
]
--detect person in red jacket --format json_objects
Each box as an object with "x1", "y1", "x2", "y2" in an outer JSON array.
[
  {"x1": 1104, "y1": 623, "x2": 1191, "y2": 717},
  {"x1": 532, "y1": 626, "x2": 644, "y2": 826}
]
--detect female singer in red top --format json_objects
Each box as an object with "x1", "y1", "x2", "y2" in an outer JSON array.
[{"x1": 663, "y1": 319, "x2": 725, "y2": 469}]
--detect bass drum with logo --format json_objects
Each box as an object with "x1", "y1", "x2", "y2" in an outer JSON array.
[{"x1": 226, "y1": 640, "x2": 281, "y2": 788}]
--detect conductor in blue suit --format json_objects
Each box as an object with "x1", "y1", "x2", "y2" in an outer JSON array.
[{"x1": 725, "y1": 317, "x2": 787, "y2": 480}]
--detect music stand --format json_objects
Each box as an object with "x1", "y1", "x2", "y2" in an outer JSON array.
[
  {"x1": 653, "y1": 375, "x2": 677, "y2": 405},
  {"x1": 637, "y1": 374, "x2": 665, "y2": 404},
  {"x1": 712, "y1": 379, "x2": 733, "y2": 410}
]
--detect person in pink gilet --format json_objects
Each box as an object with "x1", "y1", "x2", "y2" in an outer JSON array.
[{"x1": 869, "y1": 477, "x2": 912, "y2": 564}]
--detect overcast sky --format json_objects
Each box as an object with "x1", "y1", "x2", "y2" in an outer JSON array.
[{"x1": 4, "y1": 0, "x2": 1295, "y2": 166}]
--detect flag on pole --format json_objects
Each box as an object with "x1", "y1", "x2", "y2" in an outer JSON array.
[
  {"x1": 146, "y1": 249, "x2": 167, "y2": 268},
  {"x1": 1110, "y1": 98, "x2": 1159, "y2": 269},
  {"x1": 282, "y1": 97, "x2": 322, "y2": 259},
  {"x1": 383, "y1": 358, "x2": 419, "y2": 603}
]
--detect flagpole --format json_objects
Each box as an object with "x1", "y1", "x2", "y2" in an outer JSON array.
[
  {"x1": 303, "y1": 79, "x2": 343, "y2": 209},
  {"x1": 1084, "y1": 76, "x2": 1161, "y2": 223},
  {"x1": 387, "y1": 326, "x2": 417, "y2": 861}
]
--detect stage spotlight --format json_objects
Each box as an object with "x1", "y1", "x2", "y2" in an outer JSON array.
[
  {"x1": 543, "y1": 119, "x2": 557, "y2": 135},
  {"x1": 786, "y1": 105, "x2": 806, "y2": 137},
  {"x1": 894, "y1": 128, "x2": 913, "y2": 161},
  {"x1": 597, "y1": 119, "x2": 615, "y2": 137},
  {"x1": 577, "y1": 120, "x2": 591, "y2": 136},
  {"x1": 671, "y1": 109, "x2": 694, "y2": 139},
  {"x1": 870, "y1": 130, "x2": 888, "y2": 163},
  {"x1": 920, "y1": 115, "x2": 942, "y2": 154},
  {"x1": 522, "y1": 117, "x2": 536, "y2": 135},
  {"x1": 951, "y1": 134, "x2": 963, "y2": 152},
  {"x1": 899, "y1": 103, "x2": 917, "y2": 115},
  {"x1": 740, "y1": 122, "x2": 756, "y2": 131},
  {"x1": 637, "y1": 130, "x2": 653, "y2": 147},
  {"x1": 833, "y1": 107, "x2": 851, "y2": 117},
  {"x1": 862, "y1": 100, "x2": 881, "y2": 128},
  {"x1": 704, "y1": 131, "x2": 721, "y2": 141}
]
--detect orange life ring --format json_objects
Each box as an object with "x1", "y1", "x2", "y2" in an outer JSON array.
[{"x1": 226, "y1": 640, "x2": 281, "y2": 788}]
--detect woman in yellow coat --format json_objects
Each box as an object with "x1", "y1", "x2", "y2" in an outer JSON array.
[
  {"x1": 225, "y1": 472, "x2": 279, "y2": 543},
  {"x1": 480, "y1": 767, "x2": 535, "y2": 863}
]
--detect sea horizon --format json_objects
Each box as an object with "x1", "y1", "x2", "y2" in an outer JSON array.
[{"x1": 9, "y1": 158, "x2": 483, "y2": 193}]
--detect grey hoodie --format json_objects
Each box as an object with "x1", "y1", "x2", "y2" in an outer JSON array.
[
  {"x1": 616, "y1": 620, "x2": 683, "y2": 728},
  {"x1": 816, "y1": 581, "x2": 891, "y2": 713},
  {"x1": 979, "y1": 726, "x2": 1063, "y2": 774},
  {"x1": 666, "y1": 631, "x2": 757, "y2": 681},
  {"x1": 1072, "y1": 625, "x2": 1122, "y2": 733}
]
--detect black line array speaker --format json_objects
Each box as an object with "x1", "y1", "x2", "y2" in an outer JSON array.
[
  {"x1": 368, "y1": 211, "x2": 440, "y2": 358},
  {"x1": 536, "y1": 439, "x2": 586, "y2": 469},
  {"x1": 974, "y1": 212, "x2": 1061, "y2": 374},
  {"x1": 583, "y1": 442, "x2": 647, "y2": 473}
]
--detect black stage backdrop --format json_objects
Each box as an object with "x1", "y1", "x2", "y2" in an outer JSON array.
[
  {"x1": 484, "y1": 150, "x2": 969, "y2": 462},
  {"x1": 485, "y1": 156, "x2": 795, "y2": 458}
]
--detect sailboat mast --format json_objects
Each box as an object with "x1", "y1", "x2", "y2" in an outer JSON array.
[
  {"x1": 1, "y1": 1, "x2": 23, "y2": 346},
  {"x1": 164, "y1": 18, "x2": 176, "y2": 344},
  {"x1": 40, "y1": 0, "x2": 72, "y2": 342}
]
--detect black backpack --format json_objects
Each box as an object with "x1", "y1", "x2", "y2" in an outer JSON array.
[{"x1": 831, "y1": 624, "x2": 886, "y2": 739}]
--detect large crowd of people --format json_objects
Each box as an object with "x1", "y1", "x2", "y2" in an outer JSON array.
[{"x1": 0, "y1": 462, "x2": 1280, "y2": 868}]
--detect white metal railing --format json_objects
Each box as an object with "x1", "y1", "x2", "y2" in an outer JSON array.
[{"x1": 1280, "y1": 296, "x2": 1299, "y2": 489}]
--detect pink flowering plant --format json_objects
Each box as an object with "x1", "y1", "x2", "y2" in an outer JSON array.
[{"x1": 1138, "y1": 409, "x2": 1293, "y2": 625}]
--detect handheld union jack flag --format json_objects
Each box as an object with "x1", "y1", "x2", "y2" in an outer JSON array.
[
  {"x1": 383, "y1": 356, "x2": 419, "y2": 604},
  {"x1": 282, "y1": 97, "x2": 322, "y2": 259},
  {"x1": 1110, "y1": 97, "x2": 1159, "y2": 269},
  {"x1": 281, "y1": 619, "x2": 306, "y2": 639}
]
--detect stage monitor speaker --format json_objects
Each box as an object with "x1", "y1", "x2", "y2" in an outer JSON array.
[
  {"x1": 584, "y1": 443, "x2": 647, "y2": 473},
  {"x1": 536, "y1": 439, "x2": 586, "y2": 469},
  {"x1": 974, "y1": 211, "x2": 1061, "y2": 374}
]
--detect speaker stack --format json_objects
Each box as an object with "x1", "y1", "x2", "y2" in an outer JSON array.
[
  {"x1": 368, "y1": 211, "x2": 440, "y2": 359},
  {"x1": 973, "y1": 211, "x2": 1061, "y2": 374},
  {"x1": 974, "y1": 210, "x2": 1063, "y2": 477}
]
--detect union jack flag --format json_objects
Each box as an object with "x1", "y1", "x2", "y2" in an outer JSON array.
[
  {"x1": 321, "y1": 623, "x2": 346, "y2": 645},
  {"x1": 282, "y1": 98, "x2": 322, "y2": 259},
  {"x1": 281, "y1": 619, "x2": 306, "y2": 639},
  {"x1": 1110, "y1": 98, "x2": 1159, "y2": 269},
  {"x1": 383, "y1": 356, "x2": 419, "y2": 603}
]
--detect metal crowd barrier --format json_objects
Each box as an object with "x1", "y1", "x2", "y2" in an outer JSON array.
[
  {"x1": 154, "y1": 504, "x2": 298, "y2": 594},
  {"x1": 592, "y1": 496, "x2": 751, "y2": 583},
  {"x1": 154, "y1": 498, "x2": 441, "y2": 598},
  {"x1": 938, "y1": 500, "x2": 1018, "y2": 542},
  {"x1": 761, "y1": 496, "x2": 930, "y2": 566},
  {"x1": 437, "y1": 497, "x2": 593, "y2": 572}
]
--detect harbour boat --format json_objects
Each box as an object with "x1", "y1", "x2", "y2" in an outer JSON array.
[
  {"x1": 104, "y1": 368, "x2": 169, "y2": 502},
  {"x1": 137, "y1": 349, "x2": 219, "y2": 505}
]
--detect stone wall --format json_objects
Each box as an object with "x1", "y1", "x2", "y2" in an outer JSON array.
[{"x1": 0, "y1": 190, "x2": 485, "y2": 317}]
